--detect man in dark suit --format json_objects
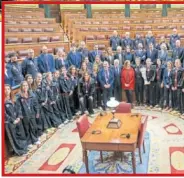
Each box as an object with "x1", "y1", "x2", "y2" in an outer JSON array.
[
  {"x1": 121, "y1": 32, "x2": 133, "y2": 50},
  {"x1": 89, "y1": 44, "x2": 102, "y2": 63},
  {"x1": 22, "y1": 49, "x2": 38, "y2": 79},
  {"x1": 146, "y1": 43, "x2": 158, "y2": 65},
  {"x1": 37, "y1": 45, "x2": 55, "y2": 74},
  {"x1": 113, "y1": 59, "x2": 122, "y2": 101},
  {"x1": 134, "y1": 43, "x2": 146, "y2": 64},
  {"x1": 77, "y1": 41, "x2": 90, "y2": 59},
  {"x1": 172, "y1": 40, "x2": 184, "y2": 64},
  {"x1": 133, "y1": 33, "x2": 145, "y2": 50},
  {"x1": 67, "y1": 45, "x2": 82, "y2": 69},
  {"x1": 170, "y1": 28, "x2": 180, "y2": 49},
  {"x1": 110, "y1": 30, "x2": 121, "y2": 51},
  {"x1": 98, "y1": 61, "x2": 114, "y2": 110},
  {"x1": 114, "y1": 46, "x2": 124, "y2": 66},
  {"x1": 145, "y1": 31, "x2": 156, "y2": 49}
]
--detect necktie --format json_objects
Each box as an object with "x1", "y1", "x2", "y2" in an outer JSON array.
[
  {"x1": 175, "y1": 70, "x2": 178, "y2": 87},
  {"x1": 45, "y1": 54, "x2": 49, "y2": 72},
  {"x1": 105, "y1": 70, "x2": 109, "y2": 84},
  {"x1": 85, "y1": 82, "x2": 88, "y2": 93},
  {"x1": 157, "y1": 68, "x2": 160, "y2": 80},
  {"x1": 116, "y1": 67, "x2": 119, "y2": 75}
]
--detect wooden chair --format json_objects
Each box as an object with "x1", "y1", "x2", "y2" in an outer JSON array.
[
  {"x1": 115, "y1": 102, "x2": 131, "y2": 113},
  {"x1": 137, "y1": 116, "x2": 148, "y2": 164},
  {"x1": 76, "y1": 114, "x2": 103, "y2": 163}
]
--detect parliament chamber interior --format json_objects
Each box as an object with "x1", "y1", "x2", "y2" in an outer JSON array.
[{"x1": 4, "y1": 4, "x2": 184, "y2": 175}]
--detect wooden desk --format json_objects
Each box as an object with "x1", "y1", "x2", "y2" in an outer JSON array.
[{"x1": 81, "y1": 113, "x2": 141, "y2": 173}]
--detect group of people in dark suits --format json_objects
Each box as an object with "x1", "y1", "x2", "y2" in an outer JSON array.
[{"x1": 4, "y1": 28, "x2": 184, "y2": 156}]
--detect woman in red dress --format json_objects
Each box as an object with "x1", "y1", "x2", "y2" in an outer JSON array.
[{"x1": 121, "y1": 60, "x2": 135, "y2": 105}]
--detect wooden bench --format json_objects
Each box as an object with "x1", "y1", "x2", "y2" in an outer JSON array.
[
  {"x1": 5, "y1": 32, "x2": 65, "y2": 44},
  {"x1": 5, "y1": 18, "x2": 56, "y2": 24},
  {"x1": 5, "y1": 41, "x2": 70, "y2": 56},
  {"x1": 5, "y1": 23, "x2": 62, "y2": 32}
]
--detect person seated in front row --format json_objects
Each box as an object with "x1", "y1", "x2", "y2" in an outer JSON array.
[{"x1": 78, "y1": 72, "x2": 95, "y2": 116}]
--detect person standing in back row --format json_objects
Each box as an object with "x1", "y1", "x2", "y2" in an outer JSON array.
[{"x1": 37, "y1": 46, "x2": 55, "y2": 74}]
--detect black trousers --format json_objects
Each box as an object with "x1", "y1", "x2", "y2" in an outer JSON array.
[
  {"x1": 135, "y1": 81, "x2": 144, "y2": 105},
  {"x1": 155, "y1": 82, "x2": 164, "y2": 107},
  {"x1": 93, "y1": 87, "x2": 102, "y2": 108},
  {"x1": 22, "y1": 117, "x2": 38, "y2": 145},
  {"x1": 145, "y1": 82, "x2": 156, "y2": 106},
  {"x1": 163, "y1": 87, "x2": 172, "y2": 108},
  {"x1": 79, "y1": 95, "x2": 94, "y2": 114},
  {"x1": 60, "y1": 94, "x2": 73, "y2": 120},
  {"x1": 114, "y1": 84, "x2": 122, "y2": 102},
  {"x1": 172, "y1": 89, "x2": 182, "y2": 111},
  {"x1": 102, "y1": 87, "x2": 113, "y2": 109},
  {"x1": 72, "y1": 87, "x2": 79, "y2": 112},
  {"x1": 125, "y1": 90, "x2": 133, "y2": 104}
]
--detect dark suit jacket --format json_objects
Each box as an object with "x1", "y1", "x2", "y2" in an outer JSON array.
[
  {"x1": 145, "y1": 36, "x2": 156, "y2": 48},
  {"x1": 134, "y1": 50, "x2": 146, "y2": 62},
  {"x1": 89, "y1": 50, "x2": 102, "y2": 63},
  {"x1": 133, "y1": 38, "x2": 145, "y2": 50},
  {"x1": 67, "y1": 51, "x2": 82, "y2": 69},
  {"x1": 146, "y1": 49, "x2": 158, "y2": 64},
  {"x1": 37, "y1": 53, "x2": 55, "y2": 73},
  {"x1": 112, "y1": 66, "x2": 121, "y2": 87},
  {"x1": 114, "y1": 52, "x2": 124, "y2": 65},
  {"x1": 98, "y1": 68, "x2": 114, "y2": 88},
  {"x1": 172, "y1": 47, "x2": 184, "y2": 63},
  {"x1": 120, "y1": 38, "x2": 133, "y2": 50},
  {"x1": 110, "y1": 36, "x2": 121, "y2": 51}
]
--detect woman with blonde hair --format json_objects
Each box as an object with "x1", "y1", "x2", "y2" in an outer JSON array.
[
  {"x1": 121, "y1": 60, "x2": 135, "y2": 105},
  {"x1": 158, "y1": 43, "x2": 169, "y2": 64}
]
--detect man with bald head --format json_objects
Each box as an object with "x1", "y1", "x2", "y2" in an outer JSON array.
[
  {"x1": 110, "y1": 30, "x2": 121, "y2": 51},
  {"x1": 37, "y1": 45, "x2": 55, "y2": 73},
  {"x1": 22, "y1": 49, "x2": 38, "y2": 78},
  {"x1": 170, "y1": 28, "x2": 180, "y2": 49}
]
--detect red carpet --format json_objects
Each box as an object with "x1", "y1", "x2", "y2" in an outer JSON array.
[
  {"x1": 170, "y1": 147, "x2": 184, "y2": 174},
  {"x1": 39, "y1": 144, "x2": 76, "y2": 171}
]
